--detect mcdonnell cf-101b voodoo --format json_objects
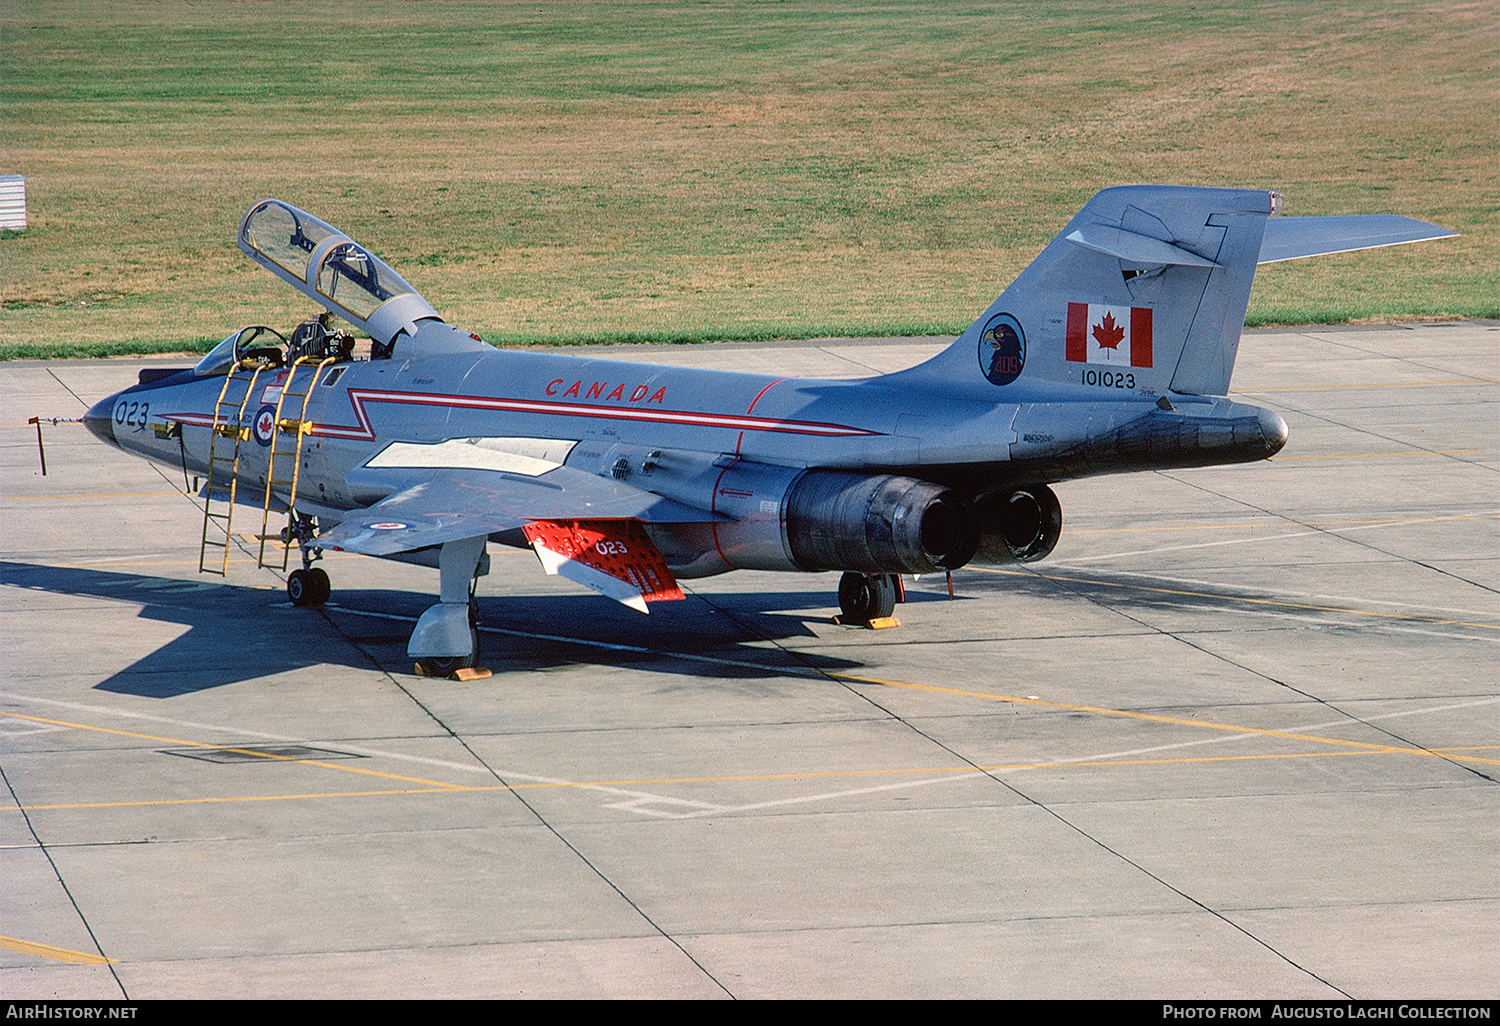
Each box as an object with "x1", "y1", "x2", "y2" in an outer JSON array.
[{"x1": 83, "y1": 187, "x2": 1454, "y2": 674}]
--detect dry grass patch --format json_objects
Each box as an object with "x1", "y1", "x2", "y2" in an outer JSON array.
[{"x1": 1, "y1": 1, "x2": 1494, "y2": 358}]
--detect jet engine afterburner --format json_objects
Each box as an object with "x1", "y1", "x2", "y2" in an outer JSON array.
[
  {"x1": 785, "y1": 470, "x2": 979, "y2": 574},
  {"x1": 664, "y1": 460, "x2": 981, "y2": 577},
  {"x1": 972, "y1": 484, "x2": 1062, "y2": 564}
]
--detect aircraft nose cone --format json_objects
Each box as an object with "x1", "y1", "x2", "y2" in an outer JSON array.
[
  {"x1": 83, "y1": 395, "x2": 118, "y2": 448},
  {"x1": 1259, "y1": 408, "x2": 1289, "y2": 457}
]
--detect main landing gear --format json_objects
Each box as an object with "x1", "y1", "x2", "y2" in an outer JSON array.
[
  {"x1": 413, "y1": 606, "x2": 482, "y2": 678},
  {"x1": 281, "y1": 524, "x2": 488, "y2": 678},
  {"x1": 837, "y1": 571, "x2": 903, "y2": 625},
  {"x1": 408, "y1": 536, "x2": 488, "y2": 678}
]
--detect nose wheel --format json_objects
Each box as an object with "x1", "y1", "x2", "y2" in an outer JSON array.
[{"x1": 287, "y1": 567, "x2": 330, "y2": 607}]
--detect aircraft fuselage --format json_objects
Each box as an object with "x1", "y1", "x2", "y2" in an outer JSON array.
[{"x1": 87, "y1": 334, "x2": 1284, "y2": 580}]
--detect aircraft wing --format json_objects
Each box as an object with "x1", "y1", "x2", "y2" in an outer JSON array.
[
  {"x1": 317, "y1": 463, "x2": 716, "y2": 558},
  {"x1": 313, "y1": 444, "x2": 716, "y2": 611}
]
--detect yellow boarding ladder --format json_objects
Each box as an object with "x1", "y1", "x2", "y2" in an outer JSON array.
[
  {"x1": 198, "y1": 359, "x2": 268, "y2": 575},
  {"x1": 258, "y1": 355, "x2": 335, "y2": 570}
]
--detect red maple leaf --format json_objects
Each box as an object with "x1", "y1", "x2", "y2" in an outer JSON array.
[{"x1": 1092, "y1": 312, "x2": 1125, "y2": 350}]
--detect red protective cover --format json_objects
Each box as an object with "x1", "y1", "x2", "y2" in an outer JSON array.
[{"x1": 522, "y1": 519, "x2": 684, "y2": 603}]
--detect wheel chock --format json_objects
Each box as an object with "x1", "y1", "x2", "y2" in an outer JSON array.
[
  {"x1": 412, "y1": 664, "x2": 493, "y2": 680},
  {"x1": 830, "y1": 615, "x2": 901, "y2": 629}
]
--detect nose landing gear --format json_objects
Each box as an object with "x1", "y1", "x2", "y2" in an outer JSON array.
[
  {"x1": 287, "y1": 566, "x2": 330, "y2": 607},
  {"x1": 284, "y1": 515, "x2": 330, "y2": 606}
]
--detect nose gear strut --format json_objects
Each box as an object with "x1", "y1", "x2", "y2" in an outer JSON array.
[{"x1": 285, "y1": 513, "x2": 329, "y2": 607}]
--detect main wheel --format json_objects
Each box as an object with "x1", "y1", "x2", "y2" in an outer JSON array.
[
  {"x1": 415, "y1": 627, "x2": 481, "y2": 677},
  {"x1": 838, "y1": 572, "x2": 898, "y2": 621},
  {"x1": 287, "y1": 568, "x2": 328, "y2": 607}
]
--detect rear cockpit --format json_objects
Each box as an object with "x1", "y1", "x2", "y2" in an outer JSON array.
[
  {"x1": 239, "y1": 200, "x2": 439, "y2": 349},
  {"x1": 236, "y1": 198, "x2": 490, "y2": 360}
]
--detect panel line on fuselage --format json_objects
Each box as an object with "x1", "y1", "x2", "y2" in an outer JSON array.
[{"x1": 735, "y1": 376, "x2": 792, "y2": 456}]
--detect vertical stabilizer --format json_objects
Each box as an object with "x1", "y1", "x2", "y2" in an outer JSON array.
[{"x1": 890, "y1": 186, "x2": 1279, "y2": 398}]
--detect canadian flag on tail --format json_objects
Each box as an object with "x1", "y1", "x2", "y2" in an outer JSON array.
[{"x1": 1065, "y1": 303, "x2": 1153, "y2": 368}]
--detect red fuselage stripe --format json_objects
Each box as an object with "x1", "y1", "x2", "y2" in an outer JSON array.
[
  {"x1": 302, "y1": 388, "x2": 879, "y2": 442},
  {"x1": 169, "y1": 384, "x2": 878, "y2": 447}
]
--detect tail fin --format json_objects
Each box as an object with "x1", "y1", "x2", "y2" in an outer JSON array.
[{"x1": 890, "y1": 186, "x2": 1454, "y2": 398}]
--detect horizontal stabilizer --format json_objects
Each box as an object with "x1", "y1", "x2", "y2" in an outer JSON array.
[{"x1": 1258, "y1": 215, "x2": 1457, "y2": 264}]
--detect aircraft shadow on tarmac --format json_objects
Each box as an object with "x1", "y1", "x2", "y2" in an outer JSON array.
[
  {"x1": 5, "y1": 555, "x2": 1390, "y2": 700},
  {"x1": 953, "y1": 561, "x2": 1295, "y2": 617},
  {"x1": 2, "y1": 559, "x2": 895, "y2": 696},
  {"x1": 946, "y1": 560, "x2": 1462, "y2": 639}
]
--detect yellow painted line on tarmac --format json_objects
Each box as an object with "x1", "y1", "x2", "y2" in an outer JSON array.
[
  {"x1": 829, "y1": 673, "x2": 1500, "y2": 766},
  {"x1": 1066, "y1": 511, "x2": 1499, "y2": 537},
  {"x1": 7, "y1": 745, "x2": 1499, "y2": 813},
  {"x1": 1274, "y1": 449, "x2": 1483, "y2": 461},
  {"x1": 0, "y1": 934, "x2": 113, "y2": 966},
  {"x1": 4, "y1": 701, "x2": 1496, "y2": 816},
  {"x1": 43, "y1": 552, "x2": 361, "y2": 571},
  {"x1": 0, "y1": 712, "x2": 468, "y2": 790},
  {"x1": 1, "y1": 492, "x2": 182, "y2": 501},
  {"x1": 975, "y1": 566, "x2": 1500, "y2": 632},
  {"x1": 12, "y1": 787, "x2": 476, "y2": 812},
  {"x1": 560, "y1": 744, "x2": 1500, "y2": 786}
]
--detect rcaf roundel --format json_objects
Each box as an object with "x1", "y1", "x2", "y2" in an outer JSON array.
[
  {"x1": 1065, "y1": 303, "x2": 1152, "y2": 368},
  {"x1": 253, "y1": 404, "x2": 277, "y2": 446}
]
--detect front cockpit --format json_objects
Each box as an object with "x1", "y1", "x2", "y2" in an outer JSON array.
[
  {"x1": 193, "y1": 325, "x2": 288, "y2": 377},
  {"x1": 192, "y1": 316, "x2": 372, "y2": 381}
]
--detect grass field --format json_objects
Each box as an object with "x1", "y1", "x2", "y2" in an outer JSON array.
[{"x1": 1, "y1": 1, "x2": 1495, "y2": 359}]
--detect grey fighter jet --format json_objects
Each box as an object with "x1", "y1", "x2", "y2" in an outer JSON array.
[{"x1": 83, "y1": 187, "x2": 1454, "y2": 674}]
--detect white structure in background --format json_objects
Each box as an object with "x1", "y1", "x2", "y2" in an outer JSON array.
[{"x1": 0, "y1": 176, "x2": 26, "y2": 229}]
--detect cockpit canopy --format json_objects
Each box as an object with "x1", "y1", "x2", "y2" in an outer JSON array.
[
  {"x1": 192, "y1": 325, "x2": 288, "y2": 377},
  {"x1": 238, "y1": 199, "x2": 442, "y2": 347}
]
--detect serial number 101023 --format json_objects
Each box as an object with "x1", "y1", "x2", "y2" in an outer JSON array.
[{"x1": 1082, "y1": 369, "x2": 1136, "y2": 389}]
